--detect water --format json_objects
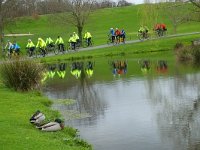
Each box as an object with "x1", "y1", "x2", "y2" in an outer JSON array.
[{"x1": 43, "y1": 61, "x2": 200, "y2": 150}]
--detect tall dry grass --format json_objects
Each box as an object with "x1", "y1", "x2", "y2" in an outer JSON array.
[{"x1": 0, "y1": 58, "x2": 45, "y2": 91}]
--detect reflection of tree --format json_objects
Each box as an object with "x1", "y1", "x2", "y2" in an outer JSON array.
[
  {"x1": 145, "y1": 73, "x2": 200, "y2": 149},
  {"x1": 43, "y1": 61, "x2": 107, "y2": 120},
  {"x1": 70, "y1": 68, "x2": 106, "y2": 116}
]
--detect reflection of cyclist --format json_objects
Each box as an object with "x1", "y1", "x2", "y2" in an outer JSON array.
[
  {"x1": 57, "y1": 63, "x2": 66, "y2": 79},
  {"x1": 71, "y1": 62, "x2": 83, "y2": 79},
  {"x1": 157, "y1": 60, "x2": 168, "y2": 73},
  {"x1": 86, "y1": 61, "x2": 94, "y2": 78},
  {"x1": 48, "y1": 64, "x2": 57, "y2": 78},
  {"x1": 111, "y1": 60, "x2": 127, "y2": 77},
  {"x1": 140, "y1": 60, "x2": 150, "y2": 74},
  {"x1": 26, "y1": 39, "x2": 35, "y2": 56}
]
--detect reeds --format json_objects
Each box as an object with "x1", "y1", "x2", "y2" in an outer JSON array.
[{"x1": 0, "y1": 58, "x2": 45, "y2": 91}]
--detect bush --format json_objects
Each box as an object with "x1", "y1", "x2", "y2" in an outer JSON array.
[
  {"x1": 175, "y1": 45, "x2": 193, "y2": 62},
  {"x1": 0, "y1": 58, "x2": 45, "y2": 91},
  {"x1": 191, "y1": 45, "x2": 200, "y2": 65}
]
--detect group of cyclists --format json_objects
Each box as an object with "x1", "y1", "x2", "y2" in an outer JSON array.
[
  {"x1": 4, "y1": 23, "x2": 167, "y2": 59},
  {"x1": 108, "y1": 28, "x2": 126, "y2": 44},
  {"x1": 4, "y1": 31, "x2": 93, "y2": 58},
  {"x1": 138, "y1": 23, "x2": 167, "y2": 40},
  {"x1": 4, "y1": 40, "x2": 21, "y2": 57}
]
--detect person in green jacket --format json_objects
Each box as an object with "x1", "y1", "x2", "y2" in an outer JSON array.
[
  {"x1": 46, "y1": 37, "x2": 54, "y2": 48},
  {"x1": 26, "y1": 39, "x2": 35, "y2": 57},
  {"x1": 68, "y1": 34, "x2": 77, "y2": 50},
  {"x1": 55, "y1": 36, "x2": 65, "y2": 52},
  {"x1": 84, "y1": 31, "x2": 92, "y2": 47},
  {"x1": 36, "y1": 37, "x2": 46, "y2": 57},
  {"x1": 73, "y1": 32, "x2": 80, "y2": 47}
]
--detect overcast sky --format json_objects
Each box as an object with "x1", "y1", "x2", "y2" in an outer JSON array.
[{"x1": 113, "y1": 0, "x2": 144, "y2": 4}]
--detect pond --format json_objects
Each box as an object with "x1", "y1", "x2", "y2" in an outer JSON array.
[{"x1": 43, "y1": 58, "x2": 200, "y2": 150}]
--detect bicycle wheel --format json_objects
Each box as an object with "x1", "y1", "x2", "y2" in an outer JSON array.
[
  {"x1": 138, "y1": 33, "x2": 144, "y2": 41},
  {"x1": 31, "y1": 50, "x2": 37, "y2": 58},
  {"x1": 54, "y1": 46, "x2": 59, "y2": 55}
]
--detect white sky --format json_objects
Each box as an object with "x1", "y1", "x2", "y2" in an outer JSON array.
[{"x1": 113, "y1": 0, "x2": 144, "y2": 4}]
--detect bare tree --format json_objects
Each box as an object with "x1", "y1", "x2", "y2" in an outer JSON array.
[
  {"x1": 159, "y1": 2, "x2": 191, "y2": 33},
  {"x1": 0, "y1": 0, "x2": 20, "y2": 52},
  {"x1": 138, "y1": 1, "x2": 159, "y2": 30},
  {"x1": 189, "y1": 0, "x2": 200, "y2": 8},
  {"x1": 67, "y1": 0, "x2": 96, "y2": 44}
]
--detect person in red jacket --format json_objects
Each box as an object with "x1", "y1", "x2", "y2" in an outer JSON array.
[{"x1": 115, "y1": 28, "x2": 121, "y2": 44}]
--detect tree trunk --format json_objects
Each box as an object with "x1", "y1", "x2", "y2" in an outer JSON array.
[{"x1": 77, "y1": 26, "x2": 83, "y2": 46}]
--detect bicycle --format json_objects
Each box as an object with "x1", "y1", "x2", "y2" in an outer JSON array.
[
  {"x1": 46, "y1": 44, "x2": 57, "y2": 55},
  {"x1": 4, "y1": 49, "x2": 20, "y2": 59},
  {"x1": 83, "y1": 38, "x2": 93, "y2": 48},
  {"x1": 54, "y1": 44, "x2": 66, "y2": 55},
  {"x1": 137, "y1": 31, "x2": 150, "y2": 41},
  {"x1": 107, "y1": 35, "x2": 115, "y2": 45},
  {"x1": 154, "y1": 29, "x2": 167, "y2": 37},
  {"x1": 35, "y1": 48, "x2": 46, "y2": 58},
  {"x1": 26, "y1": 48, "x2": 37, "y2": 58},
  {"x1": 66, "y1": 42, "x2": 78, "y2": 52}
]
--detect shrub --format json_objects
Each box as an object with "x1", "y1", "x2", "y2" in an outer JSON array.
[
  {"x1": 174, "y1": 42, "x2": 184, "y2": 51},
  {"x1": 0, "y1": 58, "x2": 45, "y2": 91},
  {"x1": 191, "y1": 45, "x2": 200, "y2": 65},
  {"x1": 175, "y1": 45, "x2": 193, "y2": 62}
]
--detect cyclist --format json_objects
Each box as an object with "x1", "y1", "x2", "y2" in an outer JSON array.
[
  {"x1": 138, "y1": 25, "x2": 149, "y2": 39},
  {"x1": 154, "y1": 23, "x2": 163, "y2": 36},
  {"x1": 11, "y1": 41, "x2": 21, "y2": 55},
  {"x1": 84, "y1": 31, "x2": 92, "y2": 47},
  {"x1": 160, "y1": 23, "x2": 167, "y2": 36},
  {"x1": 120, "y1": 29, "x2": 126, "y2": 43},
  {"x1": 115, "y1": 28, "x2": 121, "y2": 44},
  {"x1": 26, "y1": 39, "x2": 35, "y2": 57},
  {"x1": 55, "y1": 36, "x2": 65, "y2": 52},
  {"x1": 68, "y1": 34, "x2": 77, "y2": 50},
  {"x1": 72, "y1": 32, "x2": 80, "y2": 47},
  {"x1": 46, "y1": 37, "x2": 54, "y2": 48},
  {"x1": 4, "y1": 40, "x2": 13, "y2": 56},
  {"x1": 36, "y1": 37, "x2": 46, "y2": 57},
  {"x1": 108, "y1": 28, "x2": 115, "y2": 43}
]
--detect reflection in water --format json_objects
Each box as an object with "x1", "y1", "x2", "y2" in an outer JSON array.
[
  {"x1": 44, "y1": 61, "x2": 106, "y2": 124},
  {"x1": 43, "y1": 59, "x2": 200, "y2": 150},
  {"x1": 145, "y1": 73, "x2": 200, "y2": 150},
  {"x1": 109, "y1": 60, "x2": 127, "y2": 77},
  {"x1": 138, "y1": 59, "x2": 151, "y2": 74}
]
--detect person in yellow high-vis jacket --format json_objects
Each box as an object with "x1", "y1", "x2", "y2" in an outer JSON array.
[
  {"x1": 84, "y1": 31, "x2": 92, "y2": 47},
  {"x1": 55, "y1": 36, "x2": 65, "y2": 52},
  {"x1": 36, "y1": 38, "x2": 46, "y2": 57}
]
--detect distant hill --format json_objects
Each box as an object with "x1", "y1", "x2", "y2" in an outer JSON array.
[{"x1": 4, "y1": 4, "x2": 200, "y2": 48}]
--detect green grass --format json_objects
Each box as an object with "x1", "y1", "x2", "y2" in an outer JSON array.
[
  {"x1": 0, "y1": 84, "x2": 92, "y2": 150},
  {"x1": 1, "y1": 3, "x2": 200, "y2": 149},
  {"x1": 3, "y1": 4, "x2": 200, "y2": 54}
]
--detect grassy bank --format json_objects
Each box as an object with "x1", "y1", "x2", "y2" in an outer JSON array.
[
  {"x1": 3, "y1": 4, "x2": 200, "y2": 54},
  {"x1": 39, "y1": 33, "x2": 200, "y2": 63},
  {"x1": 0, "y1": 83, "x2": 91, "y2": 150}
]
